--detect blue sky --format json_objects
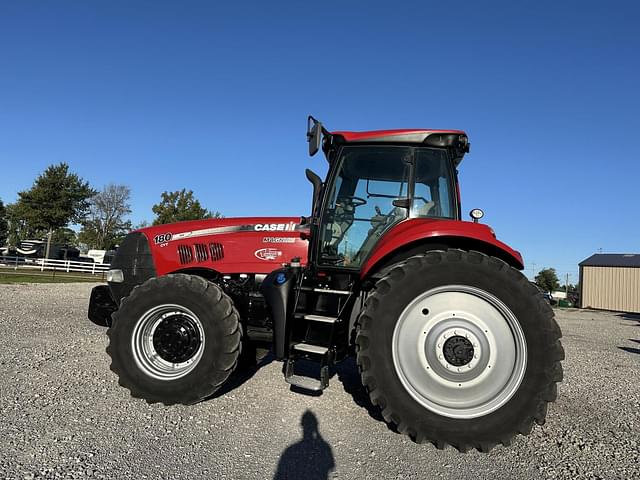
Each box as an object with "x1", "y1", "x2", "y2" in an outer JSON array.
[{"x1": 1, "y1": 0, "x2": 638, "y2": 282}]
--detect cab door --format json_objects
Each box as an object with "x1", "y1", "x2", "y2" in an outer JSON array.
[{"x1": 317, "y1": 146, "x2": 412, "y2": 268}]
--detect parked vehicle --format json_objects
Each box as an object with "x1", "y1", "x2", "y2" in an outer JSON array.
[
  {"x1": 530, "y1": 282, "x2": 556, "y2": 305},
  {"x1": 89, "y1": 117, "x2": 564, "y2": 452},
  {"x1": 15, "y1": 239, "x2": 80, "y2": 260},
  {"x1": 86, "y1": 249, "x2": 117, "y2": 264}
]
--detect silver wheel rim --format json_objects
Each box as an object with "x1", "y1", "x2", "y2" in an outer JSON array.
[
  {"x1": 392, "y1": 285, "x2": 527, "y2": 419},
  {"x1": 131, "y1": 304, "x2": 205, "y2": 380}
]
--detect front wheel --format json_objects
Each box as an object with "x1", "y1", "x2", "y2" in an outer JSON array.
[
  {"x1": 356, "y1": 250, "x2": 564, "y2": 452},
  {"x1": 107, "y1": 274, "x2": 242, "y2": 405}
]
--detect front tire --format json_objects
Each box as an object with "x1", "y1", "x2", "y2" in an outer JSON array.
[
  {"x1": 356, "y1": 250, "x2": 564, "y2": 452},
  {"x1": 107, "y1": 274, "x2": 242, "y2": 405}
]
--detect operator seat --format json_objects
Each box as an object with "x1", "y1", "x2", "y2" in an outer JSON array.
[{"x1": 413, "y1": 201, "x2": 435, "y2": 217}]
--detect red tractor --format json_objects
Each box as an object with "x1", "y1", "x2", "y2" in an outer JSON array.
[{"x1": 88, "y1": 117, "x2": 563, "y2": 452}]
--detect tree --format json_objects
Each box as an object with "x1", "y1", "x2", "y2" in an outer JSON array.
[
  {"x1": 52, "y1": 227, "x2": 78, "y2": 245},
  {"x1": 152, "y1": 189, "x2": 221, "y2": 225},
  {"x1": 5, "y1": 202, "x2": 31, "y2": 246},
  {"x1": 79, "y1": 184, "x2": 132, "y2": 249},
  {"x1": 0, "y1": 199, "x2": 7, "y2": 246},
  {"x1": 535, "y1": 268, "x2": 560, "y2": 293},
  {"x1": 12, "y1": 163, "x2": 95, "y2": 254}
]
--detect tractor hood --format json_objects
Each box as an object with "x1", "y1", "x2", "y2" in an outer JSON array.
[{"x1": 135, "y1": 217, "x2": 309, "y2": 276}]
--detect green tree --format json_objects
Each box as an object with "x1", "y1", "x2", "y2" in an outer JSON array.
[
  {"x1": 152, "y1": 189, "x2": 221, "y2": 225},
  {"x1": 79, "y1": 184, "x2": 132, "y2": 249},
  {"x1": 13, "y1": 163, "x2": 95, "y2": 250},
  {"x1": 5, "y1": 202, "x2": 31, "y2": 246},
  {"x1": 535, "y1": 268, "x2": 560, "y2": 293},
  {"x1": 0, "y1": 198, "x2": 8, "y2": 246},
  {"x1": 51, "y1": 227, "x2": 78, "y2": 245}
]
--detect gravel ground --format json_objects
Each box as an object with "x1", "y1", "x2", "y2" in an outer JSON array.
[{"x1": 0, "y1": 283, "x2": 639, "y2": 480}]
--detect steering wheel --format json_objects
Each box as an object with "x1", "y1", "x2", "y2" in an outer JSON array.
[{"x1": 338, "y1": 196, "x2": 367, "y2": 207}]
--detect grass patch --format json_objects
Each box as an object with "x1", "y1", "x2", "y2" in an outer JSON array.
[{"x1": 0, "y1": 270, "x2": 104, "y2": 284}]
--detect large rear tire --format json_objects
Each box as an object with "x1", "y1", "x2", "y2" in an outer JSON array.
[
  {"x1": 107, "y1": 274, "x2": 241, "y2": 405},
  {"x1": 355, "y1": 250, "x2": 564, "y2": 452}
]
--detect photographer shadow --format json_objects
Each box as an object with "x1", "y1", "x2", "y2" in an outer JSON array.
[{"x1": 273, "y1": 410, "x2": 335, "y2": 480}]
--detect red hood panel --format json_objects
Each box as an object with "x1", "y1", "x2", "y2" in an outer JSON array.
[{"x1": 138, "y1": 217, "x2": 309, "y2": 275}]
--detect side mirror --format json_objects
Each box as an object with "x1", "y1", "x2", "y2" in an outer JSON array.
[
  {"x1": 307, "y1": 116, "x2": 322, "y2": 156},
  {"x1": 392, "y1": 198, "x2": 411, "y2": 209}
]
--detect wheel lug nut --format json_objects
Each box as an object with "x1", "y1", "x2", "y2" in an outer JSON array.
[
  {"x1": 439, "y1": 354, "x2": 443, "y2": 359},
  {"x1": 457, "y1": 368, "x2": 461, "y2": 372},
  {"x1": 437, "y1": 343, "x2": 441, "y2": 348}
]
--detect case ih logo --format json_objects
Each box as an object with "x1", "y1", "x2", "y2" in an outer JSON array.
[
  {"x1": 254, "y1": 222, "x2": 297, "y2": 232},
  {"x1": 254, "y1": 248, "x2": 283, "y2": 261}
]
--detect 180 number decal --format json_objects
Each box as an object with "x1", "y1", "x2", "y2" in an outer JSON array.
[{"x1": 153, "y1": 233, "x2": 173, "y2": 245}]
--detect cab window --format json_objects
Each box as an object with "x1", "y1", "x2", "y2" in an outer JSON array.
[
  {"x1": 320, "y1": 146, "x2": 410, "y2": 267},
  {"x1": 411, "y1": 148, "x2": 455, "y2": 219}
]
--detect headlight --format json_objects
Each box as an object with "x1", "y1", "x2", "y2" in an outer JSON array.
[{"x1": 107, "y1": 269, "x2": 124, "y2": 283}]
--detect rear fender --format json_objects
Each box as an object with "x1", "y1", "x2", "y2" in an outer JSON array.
[{"x1": 360, "y1": 219, "x2": 524, "y2": 279}]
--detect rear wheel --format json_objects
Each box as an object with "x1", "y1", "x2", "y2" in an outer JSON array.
[
  {"x1": 107, "y1": 274, "x2": 241, "y2": 405},
  {"x1": 356, "y1": 250, "x2": 564, "y2": 452}
]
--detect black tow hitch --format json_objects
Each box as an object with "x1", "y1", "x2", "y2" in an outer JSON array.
[{"x1": 88, "y1": 285, "x2": 118, "y2": 327}]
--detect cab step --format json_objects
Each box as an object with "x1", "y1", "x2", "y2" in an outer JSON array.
[
  {"x1": 292, "y1": 343, "x2": 328, "y2": 355},
  {"x1": 294, "y1": 313, "x2": 338, "y2": 324},
  {"x1": 300, "y1": 287, "x2": 351, "y2": 296},
  {"x1": 284, "y1": 358, "x2": 330, "y2": 392}
]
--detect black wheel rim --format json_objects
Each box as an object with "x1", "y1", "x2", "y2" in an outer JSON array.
[
  {"x1": 152, "y1": 314, "x2": 202, "y2": 363},
  {"x1": 443, "y1": 335, "x2": 475, "y2": 367}
]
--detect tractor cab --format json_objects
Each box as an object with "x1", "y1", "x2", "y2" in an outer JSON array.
[
  {"x1": 316, "y1": 143, "x2": 459, "y2": 268},
  {"x1": 306, "y1": 117, "x2": 469, "y2": 270}
]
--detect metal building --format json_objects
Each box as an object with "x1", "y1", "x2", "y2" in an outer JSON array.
[{"x1": 579, "y1": 254, "x2": 640, "y2": 314}]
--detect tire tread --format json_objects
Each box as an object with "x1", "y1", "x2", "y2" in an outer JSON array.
[
  {"x1": 355, "y1": 249, "x2": 563, "y2": 453},
  {"x1": 107, "y1": 273, "x2": 242, "y2": 405}
]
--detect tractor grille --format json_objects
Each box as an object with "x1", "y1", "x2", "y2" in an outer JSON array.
[
  {"x1": 177, "y1": 243, "x2": 224, "y2": 265},
  {"x1": 194, "y1": 243, "x2": 209, "y2": 262},
  {"x1": 209, "y1": 242, "x2": 224, "y2": 261},
  {"x1": 177, "y1": 245, "x2": 194, "y2": 265}
]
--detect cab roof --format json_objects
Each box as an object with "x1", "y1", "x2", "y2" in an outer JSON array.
[
  {"x1": 329, "y1": 129, "x2": 470, "y2": 165},
  {"x1": 331, "y1": 129, "x2": 466, "y2": 143}
]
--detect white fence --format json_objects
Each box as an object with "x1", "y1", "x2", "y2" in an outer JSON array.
[{"x1": 0, "y1": 255, "x2": 110, "y2": 275}]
